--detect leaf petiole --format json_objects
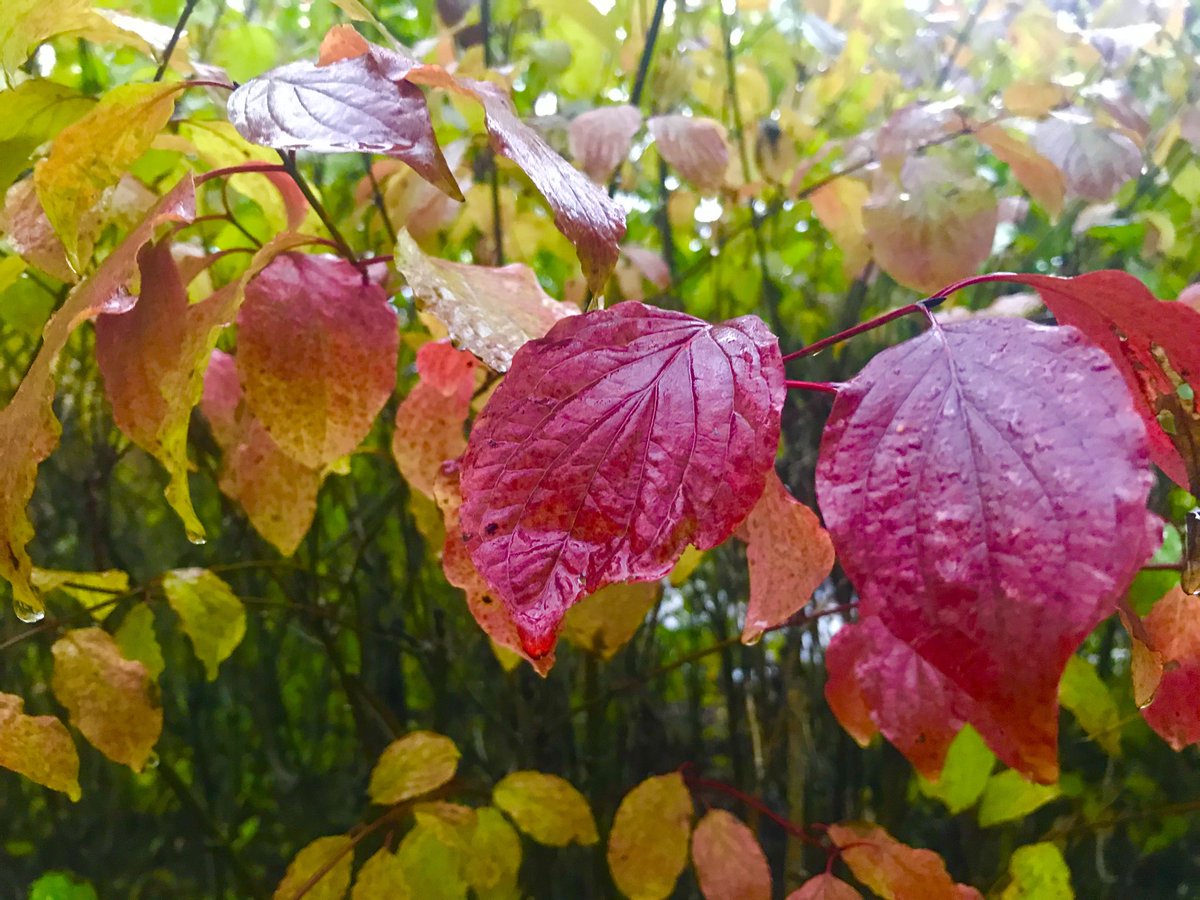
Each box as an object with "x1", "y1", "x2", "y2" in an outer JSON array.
[{"x1": 781, "y1": 296, "x2": 945, "y2": 363}]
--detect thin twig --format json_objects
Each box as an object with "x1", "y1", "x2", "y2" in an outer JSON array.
[
  {"x1": 277, "y1": 151, "x2": 359, "y2": 263},
  {"x1": 934, "y1": 0, "x2": 986, "y2": 90},
  {"x1": 362, "y1": 153, "x2": 398, "y2": 246},
  {"x1": 289, "y1": 805, "x2": 407, "y2": 900},
  {"x1": 154, "y1": 0, "x2": 202, "y2": 81}
]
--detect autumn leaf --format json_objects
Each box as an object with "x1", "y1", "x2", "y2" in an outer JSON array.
[
  {"x1": 274, "y1": 835, "x2": 353, "y2": 900},
  {"x1": 787, "y1": 874, "x2": 862, "y2": 900},
  {"x1": 352, "y1": 848, "x2": 411, "y2": 900},
  {"x1": 978, "y1": 770, "x2": 1062, "y2": 828},
  {"x1": 917, "y1": 726, "x2": 995, "y2": 815},
  {"x1": 739, "y1": 469, "x2": 834, "y2": 643},
  {"x1": 367, "y1": 730, "x2": 460, "y2": 805},
  {"x1": 460, "y1": 302, "x2": 784, "y2": 657},
  {"x1": 1000, "y1": 843, "x2": 1073, "y2": 899},
  {"x1": 34, "y1": 82, "x2": 182, "y2": 270},
  {"x1": 395, "y1": 230, "x2": 578, "y2": 372},
  {"x1": 828, "y1": 822, "x2": 959, "y2": 900},
  {"x1": 1, "y1": 0, "x2": 92, "y2": 82},
  {"x1": 816, "y1": 317, "x2": 1154, "y2": 782},
  {"x1": 464, "y1": 807, "x2": 522, "y2": 897},
  {"x1": 1, "y1": 177, "x2": 76, "y2": 282},
  {"x1": 561, "y1": 581, "x2": 660, "y2": 660},
  {"x1": 492, "y1": 771, "x2": 598, "y2": 847},
  {"x1": 648, "y1": 115, "x2": 730, "y2": 193},
  {"x1": 51, "y1": 627, "x2": 162, "y2": 772},
  {"x1": 607, "y1": 772, "x2": 694, "y2": 900},
  {"x1": 237, "y1": 252, "x2": 398, "y2": 469},
  {"x1": 809, "y1": 177, "x2": 872, "y2": 279},
  {"x1": 569, "y1": 105, "x2": 642, "y2": 183},
  {"x1": 1033, "y1": 115, "x2": 1142, "y2": 202},
  {"x1": 1135, "y1": 587, "x2": 1200, "y2": 750},
  {"x1": 0, "y1": 177, "x2": 194, "y2": 621},
  {"x1": 975, "y1": 124, "x2": 1066, "y2": 218},
  {"x1": 161, "y1": 568, "x2": 246, "y2": 681},
  {"x1": 31, "y1": 567, "x2": 129, "y2": 619},
  {"x1": 690, "y1": 809, "x2": 771, "y2": 900},
  {"x1": 0, "y1": 693, "x2": 80, "y2": 800},
  {"x1": 1058, "y1": 656, "x2": 1121, "y2": 756},
  {"x1": 396, "y1": 824, "x2": 467, "y2": 899},
  {"x1": 113, "y1": 605, "x2": 165, "y2": 681}
]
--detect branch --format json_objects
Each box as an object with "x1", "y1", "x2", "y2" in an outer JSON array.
[
  {"x1": 154, "y1": 0, "x2": 201, "y2": 81},
  {"x1": 277, "y1": 151, "x2": 359, "y2": 263}
]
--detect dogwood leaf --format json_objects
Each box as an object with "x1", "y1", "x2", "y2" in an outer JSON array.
[
  {"x1": 569, "y1": 105, "x2": 642, "y2": 183},
  {"x1": 690, "y1": 809, "x2": 771, "y2": 900}
]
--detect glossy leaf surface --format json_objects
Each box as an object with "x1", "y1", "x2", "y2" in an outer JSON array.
[{"x1": 1137, "y1": 587, "x2": 1200, "y2": 750}]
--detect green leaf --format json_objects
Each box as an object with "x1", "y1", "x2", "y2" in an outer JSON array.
[
  {"x1": 397, "y1": 825, "x2": 467, "y2": 900},
  {"x1": 0, "y1": 80, "x2": 94, "y2": 193},
  {"x1": 1000, "y1": 842, "x2": 1073, "y2": 899},
  {"x1": 465, "y1": 807, "x2": 522, "y2": 898},
  {"x1": 162, "y1": 568, "x2": 246, "y2": 681},
  {"x1": 917, "y1": 725, "x2": 995, "y2": 814},
  {"x1": 28, "y1": 872, "x2": 98, "y2": 900},
  {"x1": 351, "y1": 848, "x2": 411, "y2": 900},
  {"x1": 114, "y1": 605, "x2": 165, "y2": 681},
  {"x1": 1058, "y1": 656, "x2": 1121, "y2": 756},
  {"x1": 978, "y1": 770, "x2": 1062, "y2": 828},
  {"x1": 0, "y1": 0, "x2": 92, "y2": 83}
]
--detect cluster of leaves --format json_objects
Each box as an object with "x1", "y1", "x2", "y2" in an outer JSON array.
[{"x1": 3, "y1": 0, "x2": 1200, "y2": 897}]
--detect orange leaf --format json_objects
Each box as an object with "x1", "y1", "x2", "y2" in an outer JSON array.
[
  {"x1": 0, "y1": 693, "x2": 80, "y2": 800},
  {"x1": 828, "y1": 822, "x2": 960, "y2": 900},
  {"x1": 1137, "y1": 587, "x2": 1200, "y2": 749},
  {"x1": 976, "y1": 124, "x2": 1066, "y2": 218},
  {"x1": 786, "y1": 874, "x2": 862, "y2": 900},
  {"x1": 691, "y1": 809, "x2": 771, "y2": 900}
]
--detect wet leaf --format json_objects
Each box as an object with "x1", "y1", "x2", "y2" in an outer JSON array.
[
  {"x1": 0, "y1": 177, "x2": 194, "y2": 619},
  {"x1": 978, "y1": 770, "x2": 1062, "y2": 827},
  {"x1": 1033, "y1": 116, "x2": 1142, "y2": 202},
  {"x1": 607, "y1": 772, "x2": 694, "y2": 900},
  {"x1": 569, "y1": 105, "x2": 642, "y2": 183},
  {"x1": 828, "y1": 822, "x2": 959, "y2": 900},
  {"x1": 561, "y1": 581, "x2": 660, "y2": 660},
  {"x1": 0, "y1": 693, "x2": 80, "y2": 800},
  {"x1": 50, "y1": 627, "x2": 162, "y2": 772},
  {"x1": 816, "y1": 317, "x2": 1154, "y2": 782},
  {"x1": 1001, "y1": 843, "x2": 1073, "y2": 900},
  {"x1": 237, "y1": 253, "x2": 398, "y2": 469},
  {"x1": 274, "y1": 835, "x2": 353, "y2": 900},
  {"x1": 690, "y1": 809, "x2": 771, "y2": 900},
  {"x1": 395, "y1": 230, "x2": 578, "y2": 372},
  {"x1": 368, "y1": 730, "x2": 460, "y2": 805},
  {"x1": 460, "y1": 302, "x2": 784, "y2": 657},
  {"x1": 34, "y1": 82, "x2": 182, "y2": 270},
  {"x1": 31, "y1": 568, "x2": 129, "y2": 620},
  {"x1": 739, "y1": 469, "x2": 834, "y2": 643},
  {"x1": 1, "y1": 178, "x2": 76, "y2": 282},
  {"x1": 397, "y1": 824, "x2": 467, "y2": 900},
  {"x1": 1137, "y1": 587, "x2": 1200, "y2": 750},
  {"x1": 161, "y1": 568, "x2": 246, "y2": 681},
  {"x1": 787, "y1": 874, "x2": 862, "y2": 900},
  {"x1": 492, "y1": 770, "x2": 598, "y2": 846},
  {"x1": 648, "y1": 115, "x2": 729, "y2": 194}
]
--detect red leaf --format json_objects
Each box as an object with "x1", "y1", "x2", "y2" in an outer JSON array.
[
  {"x1": 648, "y1": 114, "x2": 730, "y2": 193},
  {"x1": 460, "y1": 302, "x2": 784, "y2": 657},
  {"x1": 963, "y1": 271, "x2": 1200, "y2": 490},
  {"x1": 739, "y1": 470, "x2": 834, "y2": 643},
  {"x1": 392, "y1": 340, "x2": 477, "y2": 498},
  {"x1": 568, "y1": 105, "x2": 642, "y2": 184},
  {"x1": 816, "y1": 317, "x2": 1154, "y2": 782},
  {"x1": 828, "y1": 822, "x2": 959, "y2": 900},
  {"x1": 786, "y1": 874, "x2": 862, "y2": 900},
  {"x1": 237, "y1": 253, "x2": 398, "y2": 469},
  {"x1": 1138, "y1": 587, "x2": 1200, "y2": 750},
  {"x1": 227, "y1": 55, "x2": 462, "y2": 200}
]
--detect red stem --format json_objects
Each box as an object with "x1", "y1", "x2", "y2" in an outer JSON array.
[
  {"x1": 195, "y1": 163, "x2": 289, "y2": 186},
  {"x1": 928, "y1": 271, "x2": 1024, "y2": 299},
  {"x1": 682, "y1": 771, "x2": 825, "y2": 846},
  {"x1": 785, "y1": 380, "x2": 841, "y2": 395},
  {"x1": 781, "y1": 302, "x2": 929, "y2": 363}
]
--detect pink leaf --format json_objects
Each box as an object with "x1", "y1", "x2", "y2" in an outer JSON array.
[
  {"x1": 460, "y1": 302, "x2": 784, "y2": 657},
  {"x1": 568, "y1": 105, "x2": 642, "y2": 184},
  {"x1": 816, "y1": 317, "x2": 1155, "y2": 782},
  {"x1": 1138, "y1": 587, "x2": 1200, "y2": 750},
  {"x1": 786, "y1": 874, "x2": 863, "y2": 900},
  {"x1": 236, "y1": 253, "x2": 398, "y2": 469},
  {"x1": 648, "y1": 114, "x2": 730, "y2": 193},
  {"x1": 1033, "y1": 114, "x2": 1142, "y2": 201},
  {"x1": 690, "y1": 809, "x2": 771, "y2": 900}
]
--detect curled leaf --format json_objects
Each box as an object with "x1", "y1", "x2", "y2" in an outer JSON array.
[{"x1": 1137, "y1": 587, "x2": 1200, "y2": 750}]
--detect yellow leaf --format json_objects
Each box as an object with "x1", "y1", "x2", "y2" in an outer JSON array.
[
  {"x1": 1002, "y1": 81, "x2": 1068, "y2": 118},
  {"x1": 810, "y1": 178, "x2": 872, "y2": 279},
  {"x1": 976, "y1": 124, "x2": 1066, "y2": 218},
  {"x1": 413, "y1": 801, "x2": 477, "y2": 851},
  {"x1": 0, "y1": 692, "x2": 80, "y2": 800},
  {"x1": 669, "y1": 546, "x2": 705, "y2": 586},
  {"x1": 31, "y1": 567, "x2": 129, "y2": 620},
  {"x1": 607, "y1": 772, "x2": 694, "y2": 900},
  {"x1": 352, "y1": 848, "x2": 411, "y2": 900},
  {"x1": 162, "y1": 568, "x2": 246, "y2": 681},
  {"x1": 34, "y1": 82, "x2": 182, "y2": 270},
  {"x1": 50, "y1": 627, "x2": 162, "y2": 771},
  {"x1": 561, "y1": 582, "x2": 659, "y2": 661},
  {"x1": 274, "y1": 835, "x2": 353, "y2": 900},
  {"x1": 1001, "y1": 842, "x2": 1074, "y2": 900},
  {"x1": 493, "y1": 771, "x2": 599, "y2": 847},
  {"x1": 397, "y1": 824, "x2": 468, "y2": 900},
  {"x1": 465, "y1": 807, "x2": 522, "y2": 896},
  {"x1": 368, "y1": 730, "x2": 460, "y2": 805},
  {"x1": 691, "y1": 809, "x2": 771, "y2": 900},
  {"x1": 114, "y1": 605, "x2": 165, "y2": 681},
  {"x1": 0, "y1": 0, "x2": 92, "y2": 82}
]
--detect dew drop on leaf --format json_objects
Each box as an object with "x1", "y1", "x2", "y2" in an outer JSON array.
[{"x1": 13, "y1": 600, "x2": 44, "y2": 623}]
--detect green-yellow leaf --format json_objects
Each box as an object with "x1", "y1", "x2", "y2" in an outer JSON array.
[
  {"x1": 1001, "y1": 842, "x2": 1074, "y2": 899},
  {"x1": 0, "y1": 79, "x2": 94, "y2": 193},
  {"x1": 31, "y1": 567, "x2": 129, "y2": 620},
  {"x1": 413, "y1": 801, "x2": 476, "y2": 851},
  {"x1": 1058, "y1": 655, "x2": 1121, "y2": 756},
  {"x1": 493, "y1": 770, "x2": 599, "y2": 846},
  {"x1": 607, "y1": 772, "x2": 694, "y2": 900},
  {"x1": 34, "y1": 82, "x2": 182, "y2": 270},
  {"x1": 978, "y1": 770, "x2": 1062, "y2": 828},
  {"x1": 465, "y1": 807, "x2": 522, "y2": 897},
  {"x1": 561, "y1": 582, "x2": 659, "y2": 661},
  {"x1": 162, "y1": 568, "x2": 246, "y2": 681},
  {"x1": 397, "y1": 825, "x2": 467, "y2": 900},
  {"x1": 0, "y1": 692, "x2": 80, "y2": 800},
  {"x1": 0, "y1": 0, "x2": 92, "y2": 82},
  {"x1": 368, "y1": 731, "x2": 460, "y2": 805},
  {"x1": 50, "y1": 627, "x2": 162, "y2": 772},
  {"x1": 917, "y1": 725, "x2": 996, "y2": 814},
  {"x1": 114, "y1": 604, "x2": 165, "y2": 681},
  {"x1": 274, "y1": 835, "x2": 353, "y2": 900},
  {"x1": 351, "y1": 848, "x2": 411, "y2": 900}
]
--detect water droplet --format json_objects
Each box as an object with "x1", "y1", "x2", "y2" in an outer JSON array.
[
  {"x1": 186, "y1": 532, "x2": 207, "y2": 546},
  {"x1": 13, "y1": 600, "x2": 44, "y2": 623},
  {"x1": 144, "y1": 751, "x2": 160, "y2": 769}
]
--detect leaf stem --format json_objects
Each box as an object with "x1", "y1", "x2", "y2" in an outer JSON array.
[
  {"x1": 195, "y1": 163, "x2": 289, "y2": 186},
  {"x1": 277, "y1": 151, "x2": 359, "y2": 263},
  {"x1": 154, "y1": 0, "x2": 201, "y2": 82},
  {"x1": 362, "y1": 153, "x2": 398, "y2": 246},
  {"x1": 629, "y1": 0, "x2": 667, "y2": 110},
  {"x1": 682, "y1": 769, "x2": 825, "y2": 846},
  {"x1": 785, "y1": 380, "x2": 841, "y2": 395},
  {"x1": 782, "y1": 299, "x2": 942, "y2": 363}
]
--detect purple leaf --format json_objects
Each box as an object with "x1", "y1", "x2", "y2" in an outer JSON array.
[
  {"x1": 816, "y1": 316, "x2": 1155, "y2": 782},
  {"x1": 460, "y1": 301, "x2": 784, "y2": 657}
]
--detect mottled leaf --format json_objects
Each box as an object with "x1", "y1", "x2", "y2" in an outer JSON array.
[
  {"x1": 976, "y1": 124, "x2": 1066, "y2": 218},
  {"x1": 274, "y1": 835, "x2": 353, "y2": 900},
  {"x1": 607, "y1": 772, "x2": 694, "y2": 900},
  {"x1": 228, "y1": 54, "x2": 461, "y2": 200},
  {"x1": 392, "y1": 340, "x2": 477, "y2": 498},
  {"x1": 201, "y1": 349, "x2": 323, "y2": 556},
  {"x1": 50, "y1": 628, "x2": 162, "y2": 771},
  {"x1": 237, "y1": 253, "x2": 397, "y2": 469},
  {"x1": 1058, "y1": 655, "x2": 1121, "y2": 756},
  {"x1": 1137, "y1": 587, "x2": 1200, "y2": 750},
  {"x1": 0, "y1": 177, "x2": 194, "y2": 619},
  {"x1": 863, "y1": 157, "x2": 997, "y2": 294},
  {"x1": 368, "y1": 730, "x2": 460, "y2": 805},
  {"x1": 0, "y1": 693, "x2": 80, "y2": 799},
  {"x1": 1, "y1": 177, "x2": 75, "y2": 282},
  {"x1": 493, "y1": 770, "x2": 598, "y2": 846},
  {"x1": 648, "y1": 114, "x2": 729, "y2": 193},
  {"x1": 561, "y1": 581, "x2": 660, "y2": 660},
  {"x1": 34, "y1": 82, "x2": 182, "y2": 270},
  {"x1": 1, "y1": 0, "x2": 92, "y2": 81},
  {"x1": 816, "y1": 317, "x2": 1154, "y2": 782},
  {"x1": 739, "y1": 469, "x2": 834, "y2": 643},
  {"x1": 461, "y1": 302, "x2": 784, "y2": 657},
  {"x1": 828, "y1": 822, "x2": 959, "y2": 900},
  {"x1": 465, "y1": 808, "x2": 521, "y2": 898},
  {"x1": 352, "y1": 848, "x2": 411, "y2": 900},
  {"x1": 978, "y1": 770, "x2": 1061, "y2": 827},
  {"x1": 690, "y1": 809, "x2": 771, "y2": 900},
  {"x1": 787, "y1": 874, "x2": 862, "y2": 900},
  {"x1": 1001, "y1": 843, "x2": 1073, "y2": 900},
  {"x1": 1034, "y1": 115, "x2": 1142, "y2": 202},
  {"x1": 569, "y1": 105, "x2": 642, "y2": 183},
  {"x1": 395, "y1": 230, "x2": 578, "y2": 372},
  {"x1": 161, "y1": 568, "x2": 246, "y2": 681}
]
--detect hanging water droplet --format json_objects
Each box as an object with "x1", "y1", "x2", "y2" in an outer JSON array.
[
  {"x1": 1183, "y1": 509, "x2": 1200, "y2": 595},
  {"x1": 13, "y1": 600, "x2": 44, "y2": 623},
  {"x1": 143, "y1": 750, "x2": 160, "y2": 770},
  {"x1": 186, "y1": 531, "x2": 207, "y2": 546}
]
